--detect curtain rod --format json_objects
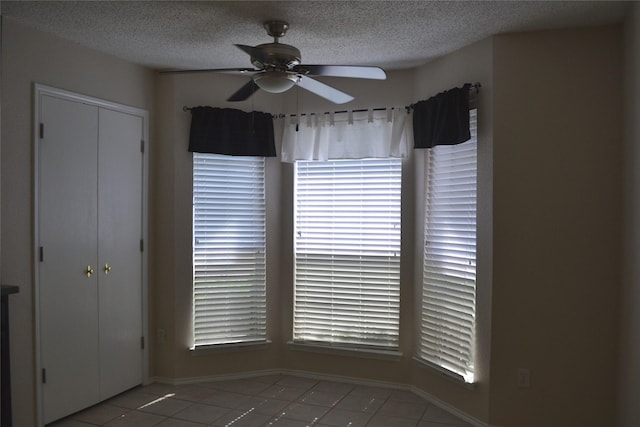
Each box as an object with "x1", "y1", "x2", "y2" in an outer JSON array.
[{"x1": 182, "y1": 82, "x2": 481, "y2": 116}]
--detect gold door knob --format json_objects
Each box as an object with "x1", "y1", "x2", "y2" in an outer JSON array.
[
  {"x1": 104, "y1": 264, "x2": 112, "y2": 275},
  {"x1": 85, "y1": 265, "x2": 94, "y2": 278}
]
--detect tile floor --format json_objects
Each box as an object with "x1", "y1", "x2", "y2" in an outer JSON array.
[{"x1": 48, "y1": 374, "x2": 474, "y2": 427}]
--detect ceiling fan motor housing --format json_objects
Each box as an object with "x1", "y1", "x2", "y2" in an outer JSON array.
[{"x1": 252, "y1": 43, "x2": 301, "y2": 70}]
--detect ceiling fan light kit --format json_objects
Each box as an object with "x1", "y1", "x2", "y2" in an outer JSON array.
[
  {"x1": 163, "y1": 20, "x2": 387, "y2": 104},
  {"x1": 253, "y1": 71, "x2": 299, "y2": 93}
]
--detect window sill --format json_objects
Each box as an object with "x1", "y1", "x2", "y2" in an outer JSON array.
[
  {"x1": 288, "y1": 341, "x2": 402, "y2": 361},
  {"x1": 190, "y1": 340, "x2": 271, "y2": 356},
  {"x1": 412, "y1": 356, "x2": 476, "y2": 390}
]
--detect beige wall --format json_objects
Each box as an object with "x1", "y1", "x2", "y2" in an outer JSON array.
[
  {"x1": 0, "y1": 18, "x2": 155, "y2": 426},
  {"x1": 491, "y1": 26, "x2": 622, "y2": 427},
  {"x1": 619, "y1": 3, "x2": 640, "y2": 426}
]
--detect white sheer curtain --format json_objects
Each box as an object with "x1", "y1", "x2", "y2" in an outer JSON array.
[{"x1": 280, "y1": 108, "x2": 411, "y2": 162}]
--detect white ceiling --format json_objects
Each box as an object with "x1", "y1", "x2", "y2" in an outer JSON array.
[{"x1": 1, "y1": 1, "x2": 631, "y2": 72}]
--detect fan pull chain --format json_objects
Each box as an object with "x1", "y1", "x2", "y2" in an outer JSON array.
[
  {"x1": 251, "y1": 85, "x2": 256, "y2": 133},
  {"x1": 296, "y1": 86, "x2": 300, "y2": 132}
]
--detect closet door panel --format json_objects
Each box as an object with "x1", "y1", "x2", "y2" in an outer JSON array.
[
  {"x1": 39, "y1": 95, "x2": 100, "y2": 423},
  {"x1": 97, "y1": 108, "x2": 143, "y2": 399}
]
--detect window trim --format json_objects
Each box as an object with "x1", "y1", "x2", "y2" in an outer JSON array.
[
  {"x1": 412, "y1": 356, "x2": 476, "y2": 389},
  {"x1": 288, "y1": 341, "x2": 403, "y2": 361},
  {"x1": 190, "y1": 339, "x2": 271, "y2": 355}
]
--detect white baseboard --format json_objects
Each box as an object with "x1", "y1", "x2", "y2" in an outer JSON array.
[
  {"x1": 150, "y1": 368, "x2": 488, "y2": 426},
  {"x1": 151, "y1": 368, "x2": 283, "y2": 385},
  {"x1": 409, "y1": 386, "x2": 487, "y2": 427}
]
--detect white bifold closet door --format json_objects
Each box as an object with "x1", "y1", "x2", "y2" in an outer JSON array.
[{"x1": 38, "y1": 93, "x2": 144, "y2": 424}]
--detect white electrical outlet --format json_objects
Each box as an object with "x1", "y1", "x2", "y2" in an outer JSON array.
[{"x1": 517, "y1": 368, "x2": 530, "y2": 388}]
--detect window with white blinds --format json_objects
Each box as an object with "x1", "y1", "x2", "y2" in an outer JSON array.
[
  {"x1": 418, "y1": 109, "x2": 477, "y2": 383},
  {"x1": 293, "y1": 158, "x2": 401, "y2": 349},
  {"x1": 192, "y1": 153, "x2": 266, "y2": 347}
]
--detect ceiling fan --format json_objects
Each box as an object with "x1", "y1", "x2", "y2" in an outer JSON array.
[{"x1": 162, "y1": 20, "x2": 387, "y2": 104}]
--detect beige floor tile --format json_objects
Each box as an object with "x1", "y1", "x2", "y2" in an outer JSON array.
[
  {"x1": 139, "y1": 383, "x2": 183, "y2": 397},
  {"x1": 366, "y1": 414, "x2": 418, "y2": 427},
  {"x1": 336, "y1": 393, "x2": 385, "y2": 413},
  {"x1": 278, "y1": 402, "x2": 329, "y2": 423},
  {"x1": 259, "y1": 385, "x2": 308, "y2": 401},
  {"x1": 211, "y1": 409, "x2": 272, "y2": 427},
  {"x1": 422, "y1": 404, "x2": 467, "y2": 423},
  {"x1": 108, "y1": 390, "x2": 163, "y2": 410},
  {"x1": 47, "y1": 419, "x2": 96, "y2": 427},
  {"x1": 318, "y1": 407, "x2": 373, "y2": 427},
  {"x1": 155, "y1": 418, "x2": 208, "y2": 427},
  {"x1": 311, "y1": 381, "x2": 355, "y2": 396},
  {"x1": 201, "y1": 390, "x2": 252, "y2": 409},
  {"x1": 235, "y1": 396, "x2": 290, "y2": 416},
  {"x1": 172, "y1": 402, "x2": 230, "y2": 424},
  {"x1": 171, "y1": 384, "x2": 219, "y2": 402},
  {"x1": 103, "y1": 410, "x2": 167, "y2": 427},
  {"x1": 296, "y1": 389, "x2": 344, "y2": 407},
  {"x1": 71, "y1": 404, "x2": 129, "y2": 425},
  {"x1": 378, "y1": 400, "x2": 427, "y2": 420},
  {"x1": 417, "y1": 421, "x2": 471, "y2": 427},
  {"x1": 137, "y1": 396, "x2": 193, "y2": 417},
  {"x1": 349, "y1": 385, "x2": 393, "y2": 400},
  {"x1": 263, "y1": 417, "x2": 310, "y2": 427}
]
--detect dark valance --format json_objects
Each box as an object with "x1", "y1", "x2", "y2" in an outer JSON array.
[
  {"x1": 412, "y1": 83, "x2": 471, "y2": 149},
  {"x1": 188, "y1": 107, "x2": 276, "y2": 157}
]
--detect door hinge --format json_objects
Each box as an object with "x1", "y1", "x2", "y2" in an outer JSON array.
[
  {"x1": 39, "y1": 123, "x2": 44, "y2": 139},
  {"x1": 141, "y1": 336, "x2": 145, "y2": 350},
  {"x1": 140, "y1": 139, "x2": 145, "y2": 153},
  {"x1": 42, "y1": 368, "x2": 47, "y2": 384},
  {"x1": 140, "y1": 239, "x2": 144, "y2": 252},
  {"x1": 39, "y1": 246, "x2": 44, "y2": 262}
]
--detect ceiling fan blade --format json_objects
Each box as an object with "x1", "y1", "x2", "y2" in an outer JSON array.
[
  {"x1": 234, "y1": 44, "x2": 272, "y2": 65},
  {"x1": 293, "y1": 65, "x2": 386, "y2": 80},
  {"x1": 227, "y1": 80, "x2": 260, "y2": 102},
  {"x1": 159, "y1": 68, "x2": 258, "y2": 75},
  {"x1": 296, "y1": 75, "x2": 354, "y2": 104}
]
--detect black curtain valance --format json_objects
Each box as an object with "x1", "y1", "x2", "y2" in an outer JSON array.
[
  {"x1": 412, "y1": 83, "x2": 471, "y2": 149},
  {"x1": 188, "y1": 107, "x2": 276, "y2": 157}
]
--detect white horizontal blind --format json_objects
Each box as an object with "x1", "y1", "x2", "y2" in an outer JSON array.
[
  {"x1": 419, "y1": 109, "x2": 477, "y2": 382},
  {"x1": 293, "y1": 159, "x2": 401, "y2": 348},
  {"x1": 192, "y1": 153, "x2": 266, "y2": 347}
]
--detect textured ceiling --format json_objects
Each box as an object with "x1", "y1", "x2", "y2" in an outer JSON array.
[{"x1": 1, "y1": 1, "x2": 631, "y2": 72}]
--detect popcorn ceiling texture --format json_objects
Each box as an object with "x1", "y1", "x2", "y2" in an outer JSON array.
[{"x1": 0, "y1": 1, "x2": 629, "y2": 71}]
